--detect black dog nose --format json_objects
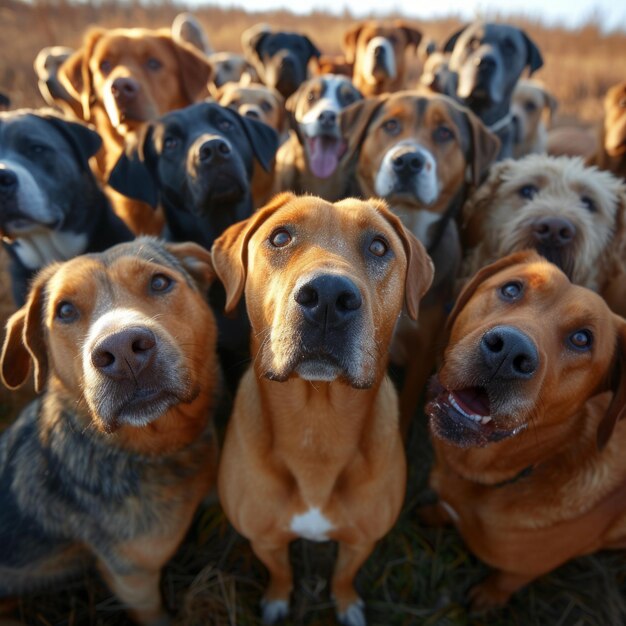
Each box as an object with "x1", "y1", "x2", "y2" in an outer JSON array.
[
  {"x1": 480, "y1": 326, "x2": 538, "y2": 380},
  {"x1": 294, "y1": 274, "x2": 362, "y2": 331},
  {"x1": 280, "y1": 56, "x2": 295, "y2": 68},
  {"x1": 374, "y1": 45, "x2": 386, "y2": 58},
  {"x1": 111, "y1": 77, "x2": 139, "y2": 103},
  {"x1": 392, "y1": 151, "x2": 425, "y2": 176},
  {"x1": 0, "y1": 168, "x2": 18, "y2": 199},
  {"x1": 91, "y1": 327, "x2": 157, "y2": 381},
  {"x1": 198, "y1": 138, "x2": 232, "y2": 164},
  {"x1": 318, "y1": 110, "x2": 337, "y2": 129},
  {"x1": 532, "y1": 217, "x2": 576, "y2": 247},
  {"x1": 244, "y1": 109, "x2": 260, "y2": 120}
]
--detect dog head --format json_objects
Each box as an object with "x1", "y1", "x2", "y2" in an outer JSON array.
[
  {"x1": 212, "y1": 192, "x2": 433, "y2": 389},
  {"x1": 1, "y1": 238, "x2": 217, "y2": 441},
  {"x1": 343, "y1": 20, "x2": 422, "y2": 88},
  {"x1": 511, "y1": 80, "x2": 557, "y2": 150},
  {"x1": 217, "y1": 81, "x2": 285, "y2": 133},
  {"x1": 341, "y1": 92, "x2": 499, "y2": 211},
  {"x1": 0, "y1": 110, "x2": 102, "y2": 246},
  {"x1": 209, "y1": 52, "x2": 259, "y2": 88},
  {"x1": 603, "y1": 81, "x2": 626, "y2": 158},
  {"x1": 109, "y1": 102, "x2": 278, "y2": 223},
  {"x1": 462, "y1": 155, "x2": 626, "y2": 291},
  {"x1": 286, "y1": 75, "x2": 363, "y2": 179},
  {"x1": 444, "y1": 22, "x2": 543, "y2": 110},
  {"x1": 428, "y1": 250, "x2": 626, "y2": 450},
  {"x1": 58, "y1": 27, "x2": 213, "y2": 132},
  {"x1": 242, "y1": 24, "x2": 321, "y2": 98}
]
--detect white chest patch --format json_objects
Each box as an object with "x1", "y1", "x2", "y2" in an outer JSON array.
[
  {"x1": 13, "y1": 230, "x2": 88, "y2": 270},
  {"x1": 290, "y1": 507, "x2": 334, "y2": 542}
]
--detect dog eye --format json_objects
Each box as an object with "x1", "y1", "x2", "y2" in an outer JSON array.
[
  {"x1": 99, "y1": 59, "x2": 112, "y2": 75},
  {"x1": 306, "y1": 91, "x2": 316, "y2": 103},
  {"x1": 518, "y1": 184, "x2": 539, "y2": 200},
  {"x1": 222, "y1": 61, "x2": 232, "y2": 71},
  {"x1": 500, "y1": 281, "x2": 523, "y2": 300},
  {"x1": 163, "y1": 136, "x2": 179, "y2": 151},
  {"x1": 260, "y1": 100, "x2": 272, "y2": 112},
  {"x1": 502, "y1": 38, "x2": 516, "y2": 55},
  {"x1": 388, "y1": 35, "x2": 398, "y2": 45},
  {"x1": 620, "y1": 97, "x2": 626, "y2": 109},
  {"x1": 568, "y1": 329, "x2": 593, "y2": 351},
  {"x1": 269, "y1": 228, "x2": 292, "y2": 248},
  {"x1": 382, "y1": 118, "x2": 401, "y2": 135},
  {"x1": 218, "y1": 119, "x2": 234, "y2": 131},
  {"x1": 469, "y1": 37, "x2": 481, "y2": 51},
  {"x1": 369, "y1": 237, "x2": 389, "y2": 257},
  {"x1": 523, "y1": 101, "x2": 538, "y2": 113},
  {"x1": 433, "y1": 125, "x2": 454, "y2": 143},
  {"x1": 28, "y1": 143, "x2": 48, "y2": 157},
  {"x1": 150, "y1": 273, "x2": 174, "y2": 293},
  {"x1": 56, "y1": 301, "x2": 79, "y2": 323},
  {"x1": 580, "y1": 195, "x2": 597, "y2": 213},
  {"x1": 146, "y1": 57, "x2": 162, "y2": 71}
]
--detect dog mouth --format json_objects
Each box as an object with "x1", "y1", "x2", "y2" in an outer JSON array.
[
  {"x1": 426, "y1": 376, "x2": 527, "y2": 448},
  {"x1": 533, "y1": 244, "x2": 575, "y2": 280},
  {"x1": 0, "y1": 213, "x2": 59, "y2": 239},
  {"x1": 306, "y1": 135, "x2": 347, "y2": 179},
  {"x1": 189, "y1": 171, "x2": 247, "y2": 213}
]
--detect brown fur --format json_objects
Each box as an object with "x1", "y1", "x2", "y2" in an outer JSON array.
[
  {"x1": 213, "y1": 193, "x2": 433, "y2": 623},
  {"x1": 425, "y1": 251, "x2": 626, "y2": 609},
  {"x1": 343, "y1": 21, "x2": 422, "y2": 96},
  {"x1": 461, "y1": 155, "x2": 626, "y2": 316},
  {"x1": 57, "y1": 27, "x2": 214, "y2": 235},
  {"x1": 590, "y1": 81, "x2": 626, "y2": 179},
  {"x1": 0, "y1": 239, "x2": 219, "y2": 624}
]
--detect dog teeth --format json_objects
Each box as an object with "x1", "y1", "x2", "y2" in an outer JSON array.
[{"x1": 448, "y1": 393, "x2": 490, "y2": 424}]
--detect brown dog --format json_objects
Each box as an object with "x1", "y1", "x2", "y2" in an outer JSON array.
[
  {"x1": 590, "y1": 81, "x2": 626, "y2": 179},
  {"x1": 461, "y1": 155, "x2": 626, "y2": 315},
  {"x1": 213, "y1": 193, "x2": 433, "y2": 625},
  {"x1": 343, "y1": 21, "x2": 422, "y2": 96},
  {"x1": 57, "y1": 27, "x2": 213, "y2": 235},
  {"x1": 340, "y1": 91, "x2": 500, "y2": 429},
  {"x1": 0, "y1": 238, "x2": 218, "y2": 624},
  {"x1": 424, "y1": 250, "x2": 626, "y2": 610},
  {"x1": 511, "y1": 79, "x2": 557, "y2": 158}
]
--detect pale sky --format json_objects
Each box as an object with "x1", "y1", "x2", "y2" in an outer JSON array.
[{"x1": 197, "y1": 0, "x2": 626, "y2": 32}]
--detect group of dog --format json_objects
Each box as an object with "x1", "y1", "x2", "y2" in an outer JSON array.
[{"x1": 1, "y1": 11, "x2": 626, "y2": 626}]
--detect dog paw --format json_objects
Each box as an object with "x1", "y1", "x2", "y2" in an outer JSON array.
[
  {"x1": 336, "y1": 597, "x2": 366, "y2": 626},
  {"x1": 261, "y1": 598, "x2": 289, "y2": 624},
  {"x1": 468, "y1": 579, "x2": 511, "y2": 612}
]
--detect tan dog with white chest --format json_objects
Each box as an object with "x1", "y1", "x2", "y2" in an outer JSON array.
[{"x1": 212, "y1": 193, "x2": 433, "y2": 625}]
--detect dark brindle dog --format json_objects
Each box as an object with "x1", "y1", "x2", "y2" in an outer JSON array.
[{"x1": 0, "y1": 238, "x2": 219, "y2": 625}]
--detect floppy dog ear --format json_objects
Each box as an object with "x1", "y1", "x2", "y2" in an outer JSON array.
[
  {"x1": 284, "y1": 84, "x2": 304, "y2": 131},
  {"x1": 461, "y1": 159, "x2": 511, "y2": 248},
  {"x1": 459, "y1": 105, "x2": 501, "y2": 186},
  {"x1": 241, "y1": 24, "x2": 272, "y2": 62},
  {"x1": 108, "y1": 124, "x2": 159, "y2": 209},
  {"x1": 165, "y1": 241, "x2": 216, "y2": 292},
  {"x1": 543, "y1": 88, "x2": 558, "y2": 123},
  {"x1": 303, "y1": 35, "x2": 321, "y2": 61},
  {"x1": 41, "y1": 114, "x2": 102, "y2": 167},
  {"x1": 442, "y1": 25, "x2": 468, "y2": 54},
  {"x1": 597, "y1": 318, "x2": 626, "y2": 450},
  {"x1": 1, "y1": 266, "x2": 55, "y2": 393},
  {"x1": 523, "y1": 32, "x2": 543, "y2": 76},
  {"x1": 446, "y1": 250, "x2": 543, "y2": 335},
  {"x1": 164, "y1": 36, "x2": 214, "y2": 103},
  {"x1": 343, "y1": 22, "x2": 366, "y2": 65},
  {"x1": 212, "y1": 192, "x2": 296, "y2": 314},
  {"x1": 340, "y1": 95, "x2": 388, "y2": 162},
  {"x1": 393, "y1": 21, "x2": 423, "y2": 51},
  {"x1": 372, "y1": 198, "x2": 434, "y2": 320},
  {"x1": 58, "y1": 27, "x2": 105, "y2": 121},
  {"x1": 235, "y1": 113, "x2": 279, "y2": 172}
]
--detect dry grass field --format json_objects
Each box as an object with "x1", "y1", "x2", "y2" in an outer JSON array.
[{"x1": 2, "y1": 2, "x2": 626, "y2": 625}]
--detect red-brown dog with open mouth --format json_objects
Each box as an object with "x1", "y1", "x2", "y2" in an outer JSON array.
[{"x1": 424, "y1": 250, "x2": 626, "y2": 610}]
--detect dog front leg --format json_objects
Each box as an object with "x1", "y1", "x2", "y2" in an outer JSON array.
[
  {"x1": 98, "y1": 560, "x2": 168, "y2": 626},
  {"x1": 468, "y1": 569, "x2": 535, "y2": 612},
  {"x1": 251, "y1": 541, "x2": 293, "y2": 624},
  {"x1": 332, "y1": 541, "x2": 376, "y2": 626}
]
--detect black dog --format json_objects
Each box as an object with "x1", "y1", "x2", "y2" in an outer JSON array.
[
  {"x1": 443, "y1": 22, "x2": 543, "y2": 159},
  {"x1": 109, "y1": 101, "x2": 278, "y2": 388},
  {"x1": 0, "y1": 110, "x2": 133, "y2": 305},
  {"x1": 242, "y1": 24, "x2": 321, "y2": 98}
]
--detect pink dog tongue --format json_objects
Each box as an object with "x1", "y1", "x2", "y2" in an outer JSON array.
[{"x1": 309, "y1": 136, "x2": 340, "y2": 179}]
